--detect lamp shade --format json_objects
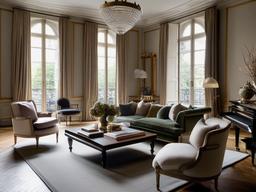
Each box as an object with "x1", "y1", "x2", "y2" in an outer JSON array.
[
  {"x1": 134, "y1": 69, "x2": 147, "y2": 79},
  {"x1": 203, "y1": 77, "x2": 219, "y2": 88}
]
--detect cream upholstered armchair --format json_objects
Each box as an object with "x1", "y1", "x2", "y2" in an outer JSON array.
[
  {"x1": 152, "y1": 117, "x2": 231, "y2": 191},
  {"x1": 11, "y1": 100, "x2": 59, "y2": 147}
]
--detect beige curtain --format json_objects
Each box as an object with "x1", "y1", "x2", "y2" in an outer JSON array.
[
  {"x1": 116, "y1": 34, "x2": 127, "y2": 104},
  {"x1": 205, "y1": 7, "x2": 219, "y2": 116},
  {"x1": 12, "y1": 9, "x2": 31, "y2": 101},
  {"x1": 59, "y1": 17, "x2": 72, "y2": 98},
  {"x1": 83, "y1": 22, "x2": 98, "y2": 120},
  {"x1": 159, "y1": 23, "x2": 169, "y2": 105}
]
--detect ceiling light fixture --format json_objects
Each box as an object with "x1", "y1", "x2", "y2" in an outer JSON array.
[{"x1": 100, "y1": 0, "x2": 142, "y2": 35}]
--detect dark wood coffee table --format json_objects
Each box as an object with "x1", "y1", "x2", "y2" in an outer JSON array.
[{"x1": 64, "y1": 127, "x2": 157, "y2": 168}]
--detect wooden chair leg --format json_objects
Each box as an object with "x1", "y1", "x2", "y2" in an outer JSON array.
[
  {"x1": 56, "y1": 132, "x2": 59, "y2": 143},
  {"x1": 14, "y1": 135, "x2": 17, "y2": 144},
  {"x1": 214, "y1": 177, "x2": 219, "y2": 191},
  {"x1": 36, "y1": 137, "x2": 39, "y2": 148},
  {"x1": 156, "y1": 169, "x2": 160, "y2": 191}
]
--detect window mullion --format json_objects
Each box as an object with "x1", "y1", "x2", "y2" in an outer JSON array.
[
  {"x1": 105, "y1": 30, "x2": 108, "y2": 103},
  {"x1": 191, "y1": 19, "x2": 195, "y2": 106},
  {"x1": 42, "y1": 19, "x2": 46, "y2": 112}
]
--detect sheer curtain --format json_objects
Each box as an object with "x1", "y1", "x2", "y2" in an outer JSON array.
[
  {"x1": 12, "y1": 9, "x2": 31, "y2": 101},
  {"x1": 159, "y1": 23, "x2": 169, "y2": 105},
  {"x1": 83, "y1": 22, "x2": 98, "y2": 120},
  {"x1": 205, "y1": 7, "x2": 219, "y2": 116},
  {"x1": 116, "y1": 34, "x2": 127, "y2": 104}
]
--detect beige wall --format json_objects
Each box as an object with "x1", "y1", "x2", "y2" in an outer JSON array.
[
  {"x1": 0, "y1": 9, "x2": 12, "y2": 126},
  {"x1": 218, "y1": 0, "x2": 256, "y2": 111},
  {"x1": 143, "y1": 27, "x2": 160, "y2": 96}
]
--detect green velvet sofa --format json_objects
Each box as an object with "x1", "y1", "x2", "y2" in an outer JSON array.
[{"x1": 114, "y1": 104, "x2": 211, "y2": 142}]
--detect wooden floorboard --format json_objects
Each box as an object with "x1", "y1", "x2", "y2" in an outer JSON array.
[{"x1": 0, "y1": 124, "x2": 256, "y2": 192}]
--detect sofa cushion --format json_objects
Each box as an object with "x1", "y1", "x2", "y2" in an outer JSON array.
[
  {"x1": 152, "y1": 143, "x2": 197, "y2": 170},
  {"x1": 189, "y1": 118, "x2": 219, "y2": 148},
  {"x1": 169, "y1": 103, "x2": 188, "y2": 121},
  {"x1": 114, "y1": 115, "x2": 144, "y2": 123},
  {"x1": 146, "y1": 104, "x2": 163, "y2": 117},
  {"x1": 33, "y1": 117, "x2": 58, "y2": 130},
  {"x1": 135, "y1": 100, "x2": 151, "y2": 116},
  {"x1": 131, "y1": 117, "x2": 182, "y2": 134},
  {"x1": 12, "y1": 101, "x2": 38, "y2": 122},
  {"x1": 157, "y1": 105, "x2": 173, "y2": 119},
  {"x1": 119, "y1": 102, "x2": 137, "y2": 116}
]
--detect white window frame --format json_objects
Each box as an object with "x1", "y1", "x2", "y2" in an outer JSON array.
[
  {"x1": 31, "y1": 17, "x2": 59, "y2": 112},
  {"x1": 178, "y1": 16, "x2": 206, "y2": 106},
  {"x1": 98, "y1": 28, "x2": 116, "y2": 104}
]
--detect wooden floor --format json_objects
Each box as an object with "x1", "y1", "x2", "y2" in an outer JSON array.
[{"x1": 0, "y1": 124, "x2": 256, "y2": 192}]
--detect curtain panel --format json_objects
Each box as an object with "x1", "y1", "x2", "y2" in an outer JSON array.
[
  {"x1": 159, "y1": 23, "x2": 169, "y2": 105},
  {"x1": 205, "y1": 7, "x2": 219, "y2": 116},
  {"x1": 12, "y1": 9, "x2": 31, "y2": 101},
  {"x1": 59, "y1": 18, "x2": 74, "y2": 98},
  {"x1": 116, "y1": 34, "x2": 127, "y2": 104},
  {"x1": 83, "y1": 22, "x2": 98, "y2": 120}
]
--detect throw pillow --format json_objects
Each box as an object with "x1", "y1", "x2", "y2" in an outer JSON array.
[
  {"x1": 146, "y1": 104, "x2": 163, "y2": 117},
  {"x1": 130, "y1": 102, "x2": 137, "y2": 115},
  {"x1": 157, "y1": 105, "x2": 173, "y2": 119},
  {"x1": 119, "y1": 103, "x2": 136, "y2": 116},
  {"x1": 169, "y1": 103, "x2": 188, "y2": 121},
  {"x1": 135, "y1": 100, "x2": 151, "y2": 116},
  {"x1": 189, "y1": 118, "x2": 219, "y2": 148},
  {"x1": 17, "y1": 101, "x2": 38, "y2": 122}
]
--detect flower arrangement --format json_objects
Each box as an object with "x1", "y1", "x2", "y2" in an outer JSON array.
[{"x1": 90, "y1": 102, "x2": 118, "y2": 131}]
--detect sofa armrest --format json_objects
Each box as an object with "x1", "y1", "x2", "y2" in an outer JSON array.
[
  {"x1": 12, "y1": 117, "x2": 34, "y2": 136},
  {"x1": 176, "y1": 107, "x2": 211, "y2": 133}
]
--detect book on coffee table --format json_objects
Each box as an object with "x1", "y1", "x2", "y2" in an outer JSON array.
[
  {"x1": 77, "y1": 129, "x2": 104, "y2": 138},
  {"x1": 81, "y1": 124, "x2": 98, "y2": 132},
  {"x1": 105, "y1": 128, "x2": 145, "y2": 141}
]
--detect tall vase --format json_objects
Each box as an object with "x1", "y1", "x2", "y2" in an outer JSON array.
[{"x1": 99, "y1": 115, "x2": 108, "y2": 132}]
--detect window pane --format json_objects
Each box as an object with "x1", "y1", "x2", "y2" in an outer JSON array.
[
  {"x1": 46, "y1": 62, "x2": 58, "y2": 112},
  {"x1": 46, "y1": 39, "x2": 57, "y2": 49},
  {"x1": 108, "y1": 47, "x2": 116, "y2": 58},
  {"x1": 195, "y1": 37, "x2": 206, "y2": 51},
  {"x1": 31, "y1": 61, "x2": 42, "y2": 112},
  {"x1": 46, "y1": 49, "x2": 58, "y2": 63},
  {"x1": 194, "y1": 50, "x2": 205, "y2": 64},
  {"x1": 194, "y1": 62, "x2": 205, "y2": 106},
  {"x1": 31, "y1": 23, "x2": 42, "y2": 34},
  {"x1": 179, "y1": 52, "x2": 191, "y2": 105},
  {"x1": 31, "y1": 36, "x2": 42, "y2": 48},
  {"x1": 46, "y1": 24, "x2": 55, "y2": 36},
  {"x1": 108, "y1": 58, "x2": 116, "y2": 104},
  {"x1": 98, "y1": 46, "x2": 105, "y2": 57},
  {"x1": 98, "y1": 32, "x2": 105, "y2": 43},
  {"x1": 31, "y1": 48, "x2": 41, "y2": 63},
  {"x1": 180, "y1": 20, "x2": 191, "y2": 37},
  {"x1": 98, "y1": 57, "x2": 106, "y2": 103},
  {"x1": 108, "y1": 32, "x2": 116, "y2": 44},
  {"x1": 180, "y1": 40, "x2": 191, "y2": 53},
  {"x1": 195, "y1": 23, "x2": 204, "y2": 34}
]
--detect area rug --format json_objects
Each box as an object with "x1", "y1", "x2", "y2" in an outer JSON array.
[{"x1": 15, "y1": 134, "x2": 249, "y2": 192}]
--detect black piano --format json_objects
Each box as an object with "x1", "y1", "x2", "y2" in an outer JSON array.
[{"x1": 223, "y1": 100, "x2": 256, "y2": 165}]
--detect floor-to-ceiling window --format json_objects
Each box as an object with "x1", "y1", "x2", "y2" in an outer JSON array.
[
  {"x1": 31, "y1": 17, "x2": 59, "y2": 112},
  {"x1": 97, "y1": 28, "x2": 116, "y2": 104},
  {"x1": 179, "y1": 15, "x2": 205, "y2": 106}
]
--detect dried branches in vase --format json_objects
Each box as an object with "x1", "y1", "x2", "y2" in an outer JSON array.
[{"x1": 243, "y1": 47, "x2": 256, "y2": 92}]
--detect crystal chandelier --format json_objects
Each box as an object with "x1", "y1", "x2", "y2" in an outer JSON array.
[{"x1": 100, "y1": 0, "x2": 142, "y2": 35}]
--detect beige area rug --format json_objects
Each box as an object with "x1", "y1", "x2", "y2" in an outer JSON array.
[{"x1": 14, "y1": 129, "x2": 249, "y2": 192}]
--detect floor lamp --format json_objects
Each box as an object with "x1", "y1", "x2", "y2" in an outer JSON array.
[{"x1": 203, "y1": 77, "x2": 219, "y2": 117}]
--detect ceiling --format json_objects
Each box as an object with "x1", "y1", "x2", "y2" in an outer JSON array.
[{"x1": 1, "y1": 0, "x2": 219, "y2": 26}]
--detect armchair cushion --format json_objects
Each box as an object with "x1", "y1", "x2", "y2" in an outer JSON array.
[
  {"x1": 152, "y1": 143, "x2": 197, "y2": 170},
  {"x1": 189, "y1": 118, "x2": 219, "y2": 148},
  {"x1": 33, "y1": 117, "x2": 58, "y2": 130},
  {"x1": 58, "y1": 109, "x2": 80, "y2": 115},
  {"x1": 12, "y1": 101, "x2": 38, "y2": 122}
]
